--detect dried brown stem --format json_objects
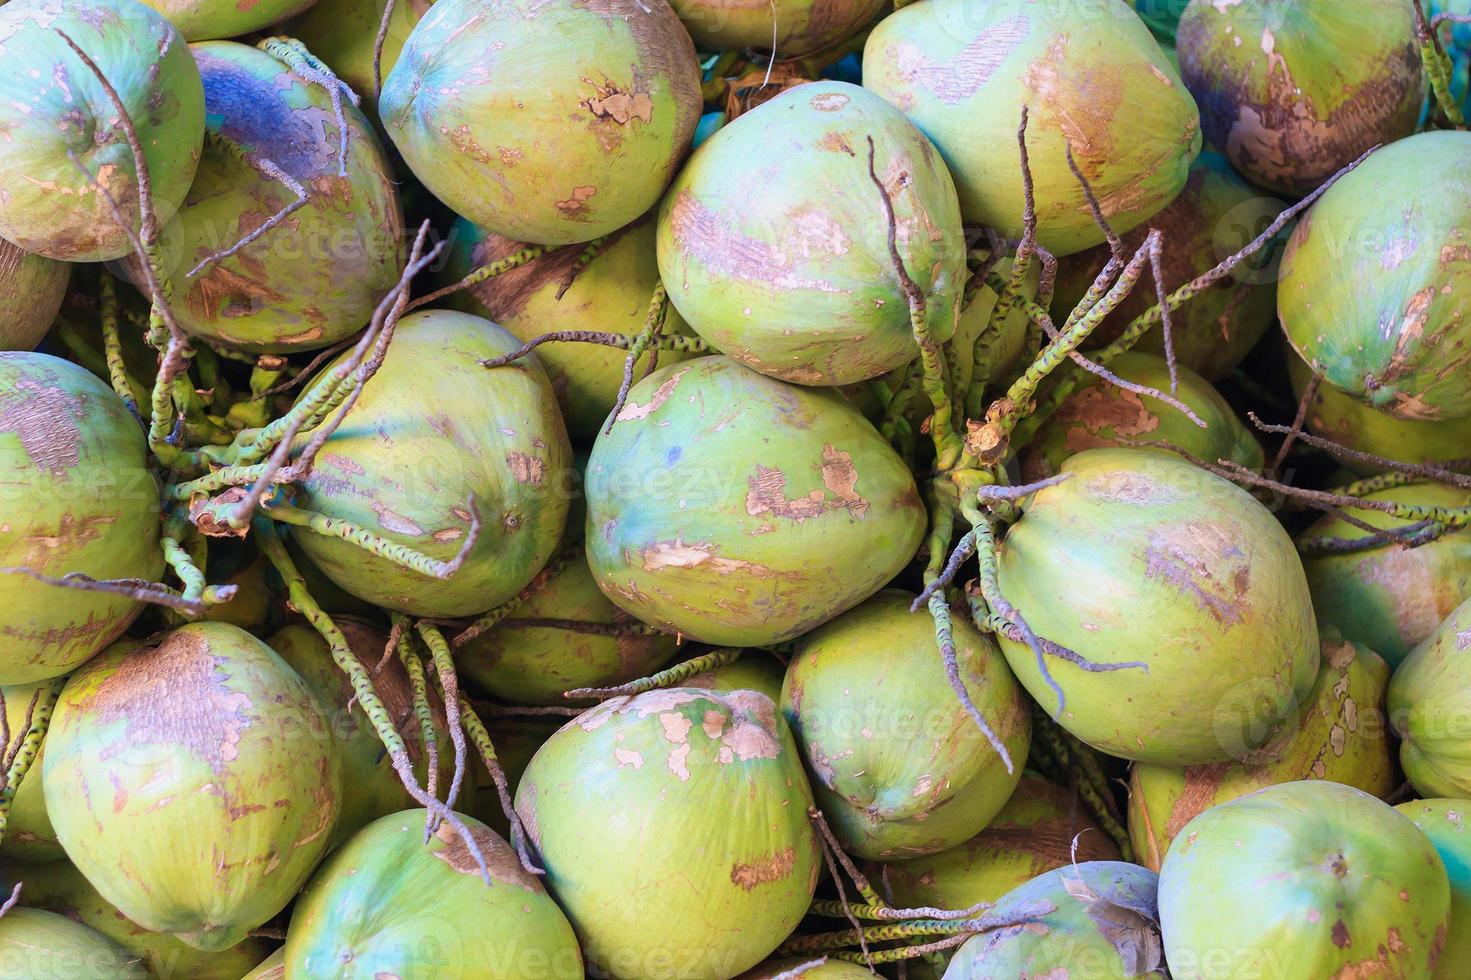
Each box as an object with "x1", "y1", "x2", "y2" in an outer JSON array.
[
  {"x1": 0, "y1": 567, "x2": 224, "y2": 616},
  {"x1": 1065, "y1": 144, "x2": 1123, "y2": 261},
  {"x1": 186, "y1": 155, "x2": 308, "y2": 278},
  {"x1": 1249, "y1": 412, "x2": 1471, "y2": 489}
]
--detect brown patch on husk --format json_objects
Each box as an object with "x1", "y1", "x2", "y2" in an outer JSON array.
[
  {"x1": 730, "y1": 846, "x2": 797, "y2": 890},
  {"x1": 85, "y1": 631, "x2": 252, "y2": 775},
  {"x1": 432, "y1": 818, "x2": 541, "y2": 890}
]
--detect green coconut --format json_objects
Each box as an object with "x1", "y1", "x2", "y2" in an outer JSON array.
[
  {"x1": 42, "y1": 623, "x2": 342, "y2": 952},
  {"x1": 0, "y1": 352, "x2": 162, "y2": 685},
  {"x1": 862, "y1": 0, "x2": 1200, "y2": 256},
  {"x1": 657, "y1": 81, "x2": 965, "y2": 386},
  {"x1": 515, "y1": 688, "x2": 820, "y2": 978},
  {"x1": 286, "y1": 810, "x2": 582, "y2": 979},
  {"x1": 1159, "y1": 781, "x2": 1450, "y2": 979},
  {"x1": 0, "y1": 0, "x2": 204, "y2": 263},
  {"x1": 15, "y1": 860, "x2": 271, "y2": 979},
  {"x1": 269, "y1": 620, "x2": 454, "y2": 846},
  {"x1": 286, "y1": 0, "x2": 429, "y2": 101},
  {"x1": 781, "y1": 590, "x2": 1030, "y2": 860},
  {"x1": 291, "y1": 309, "x2": 571, "y2": 618},
  {"x1": 1397, "y1": 799, "x2": 1471, "y2": 979},
  {"x1": 1177, "y1": 0, "x2": 1423, "y2": 196},
  {"x1": 380, "y1": 0, "x2": 701, "y2": 246},
  {"x1": 439, "y1": 217, "x2": 689, "y2": 442},
  {"x1": 943, "y1": 861, "x2": 1167, "y2": 979},
  {"x1": 137, "y1": 0, "x2": 316, "y2": 40},
  {"x1": 1301, "y1": 485, "x2": 1471, "y2": 667},
  {"x1": 149, "y1": 41, "x2": 404, "y2": 354},
  {"x1": 0, "y1": 908, "x2": 146, "y2": 980},
  {"x1": 996, "y1": 448, "x2": 1320, "y2": 765},
  {"x1": 0, "y1": 682, "x2": 62, "y2": 863},
  {"x1": 1279, "y1": 131, "x2": 1471, "y2": 421},
  {"x1": 1049, "y1": 152, "x2": 1285, "y2": 380},
  {"x1": 667, "y1": 0, "x2": 882, "y2": 56},
  {"x1": 584, "y1": 356, "x2": 926, "y2": 647},
  {"x1": 1128, "y1": 635, "x2": 1396, "y2": 871},
  {"x1": 1023, "y1": 351, "x2": 1263, "y2": 481},
  {"x1": 886, "y1": 771, "x2": 1122, "y2": 916},
  {"x1": 1288, "y1": 352, "x2": 1471, "y2": 474},
  {"x1": 0, "y1": 241, "x2": 69, "y2": 352},
  {"x1": 456, "y1": 549, "x2": 679, "y2": 706},
  {"x1": 1390, "y1": 596, "x2": 1471, "y2": 798}
]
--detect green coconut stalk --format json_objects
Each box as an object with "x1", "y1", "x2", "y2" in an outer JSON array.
[
  {"x1": 1023, "y1": 351, "x2": 1263, "y2": 481},
  {"x1": 1288, "y1": 352, "x2": 1471, "y2": 475},
  {"x1": 1128, "y1": 636, "x2": 1396, "y2": 871},
  {"x1": 944, "y1": 861, "x2": 1166, "y2": 978},
  {"x1": 438, "y1": 218, "x2": 691, "y2": 442},
  {"x1": 137, "y1": 0, "x2": 317, "y2": 40},
  {"x1": 862, "y1": 0, "x2": 1200, "y2": 256},
  {"x1": 0, "y1": 353, "x2": 163, "y2": 685},
  {"x1": 0, "y1": 908, "x2": 146, "y2": 979},
  {"x1": 953, "y1": 256, "x2": 1039, "y2": 409},
  {"x1": 199, "y1": 553, "x2": 274, "y2": 632},
  {"x1": 515, "y1": 688, "x2": 820, "y2": 978},
  {"x1": 1396, "y1": 798, "x2": 1471, "y2": 979},
  {"x1": 286, "y1": 0, "x2": 430, "y2": 101},
  {"x1": 685, "y1": 651, "x2": 786, "y2": 702},
  {"x1": 1300, "y1": 484, "x2": 1471, "y2": 667},
  {"x1": 285, "y1": 809, "x2": 582, "y2": 979},
  {"x1": 240, "y1": 948, "x2": 284, "y2": 979},
  {"x1": 0, "y1": 682, "x2": 65, "y2": 864},
  {"x1": 1177, "y1": 0, "x2": 1423, "y2": 196},
  {"x1": 289, "y1": 309, "x2": 571, "y2": 618},
  {"x1": 0, "y1": 0, "x2": 203, "y2": 263},
  {"x1": 1279, "y1": 131, "x2": 1471, "y2": 422},
  {"x1": 455, "y1": 550, "x2": 679, "y2": 706},
  {"x1": 269, "y1": 620, "x2": 456, "y2": 846},
  {"x1": 0, "y1": 241, "x2": 69, "y2": 352},
  {"x1": 380, "y1": 0, "x2": 702, "y2": 246},
  {"x1": 1159, "y1": 781, "x2": 1449, "y2": 979},
  {"x1": 657, "y1": 81, "x2": 965, "y2": 386},
  {"x1": 151, "y1": 40, "x2": 405, "y2": 353},
  {"x1": 667, "y1": 0, "x2": 882, "y2": 56},
  {"x1": 995, "y1": 448, "x2": 1320, "y2": 765},
  {"x1": 467, "y1": 715, "x2": 557, "y2": 840},
  {"x1": 781, "y1": 590, "x2": 1030, "y2": 861},
  {"x1": 738, "y1": 958, "x2": 874, "y2": 979},
  {"x1": 14, "y1": 859, "x2": 271, "y2": 979},
  {"x1": 1049, "y1": 153, "x2": 1285, "y2": 381},
  {"x1": 42, "y1": 623, "x2": 343, "y2": 952},
  {"x1": 1390, "y1": 595, "x2": 1471, "y2": 798},
  {"x1": 583, "y1": 356, "x2": 926, "y2": 647}
]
